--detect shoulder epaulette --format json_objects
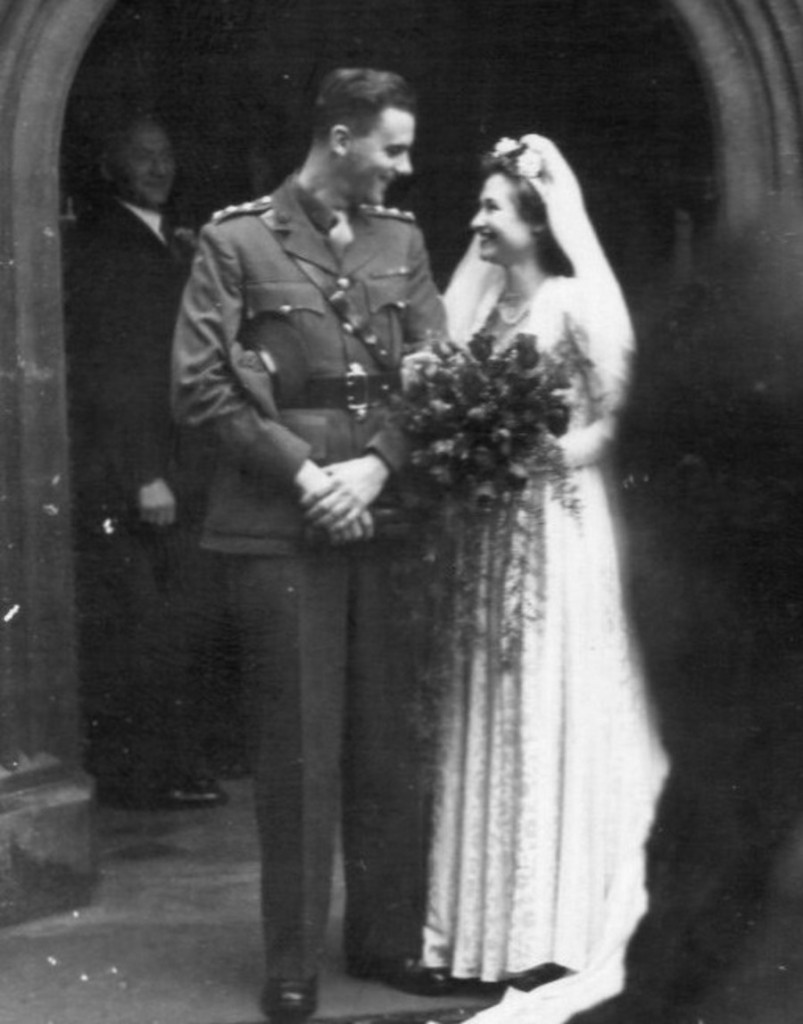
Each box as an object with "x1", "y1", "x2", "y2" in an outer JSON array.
[
  {"x1": 212, "y1": 195, "x2": 273, "y2": 224},
  {"x1": 361, "y1": 204, "x2": 416, "y2": 223}
]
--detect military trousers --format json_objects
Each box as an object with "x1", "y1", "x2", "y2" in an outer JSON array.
[{"x1": 227, "y1": 539, "x2": 428, "y2": 980}]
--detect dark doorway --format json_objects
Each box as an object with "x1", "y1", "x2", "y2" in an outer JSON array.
[
  {"x1": 62, "y1": 0, "x2": 714, "y2": 295},
  {"x1": 60, "y1": 0, "x2": 716, "y2": 794}
]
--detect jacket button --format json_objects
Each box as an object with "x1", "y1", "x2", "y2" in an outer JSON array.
[
  {"x1": 337, "y1": 277, "x2": 350, "y2": 289},
  {"x1": 279, "y1": 304, "x2": 292, "y2": 315},
  {"x1": 342, "y1": 322, "x2": 355, "y2": 334}
]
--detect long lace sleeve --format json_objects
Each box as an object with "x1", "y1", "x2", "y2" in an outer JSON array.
[{"x1": 558, "y1": 274, "x2": 634, "y2": 468}]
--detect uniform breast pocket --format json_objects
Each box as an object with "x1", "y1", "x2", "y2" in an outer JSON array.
[
  {"x1": 241, "y1": 283, "x2": 327, "y2": 404},
  {"x1": 365, "y1": 273, "x2": 410, "y2": 356},
  {"x1": 244, "y1": 282, "x2": 326, "y2": 321}
]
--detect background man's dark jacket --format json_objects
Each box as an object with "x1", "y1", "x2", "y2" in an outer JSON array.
[
  {"x1": 67, "y1": 198, "x2": 203, "y2": 528},
  {"x1": 65, "y1": 197, "x2": 218, "y2": 802}
]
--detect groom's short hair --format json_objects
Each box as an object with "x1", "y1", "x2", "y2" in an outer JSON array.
[{"x1": 311, "y1": 68, "x2": 416, "y2": 140}]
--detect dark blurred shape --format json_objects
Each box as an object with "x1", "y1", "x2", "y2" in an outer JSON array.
[
  {"x1": 66, "y1": 115, "x2": 241, "y2": 810},
  {"x1": 572, "y1": 201, "x2": 803, "y2": 1023}
]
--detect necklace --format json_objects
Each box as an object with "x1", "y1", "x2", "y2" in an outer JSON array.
[{"x1": 496, "y1": 291, "x2": 531, "y2": 327}]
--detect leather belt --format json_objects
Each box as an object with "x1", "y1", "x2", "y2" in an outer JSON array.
[{"x1": 287, "y1": 369, "x2": 401, "y2": 420}]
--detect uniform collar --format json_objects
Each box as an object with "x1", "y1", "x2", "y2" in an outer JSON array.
[
  {"x1": 289, "y1": 177, "x2": 339, "y2": 235},
  {"x1": 269, "y1": 176, "x2": 378, "y2": 275},
  {"x1": 264, "y1": 177, "x2": 338, "y2": 273}
]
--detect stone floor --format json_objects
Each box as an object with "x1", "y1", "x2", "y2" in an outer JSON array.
[
  {"x1": 0, "y1": 780, "x2": 493, "y2": 1024},
  {"x1": 9, "y1": 776, "x2": 803, "y2": 1024}
]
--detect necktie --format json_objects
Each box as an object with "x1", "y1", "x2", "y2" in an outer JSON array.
[
  {"x1": 328, "y1": 209, "x2": 354, "y2": 260},
  {"x1": 159, "y1": 217, "x2": 185, "y2": 262},
  {"x1": 155, "y1": 214, "x2": 170, "y2": 245}
]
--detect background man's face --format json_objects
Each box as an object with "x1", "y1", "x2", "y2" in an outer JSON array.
[
  {"x1": 107, "y1": 121, "x2": 176, "y2": 210},
  {"x1": 342, "y1": 106, "x2": 415, "y2": 206}
]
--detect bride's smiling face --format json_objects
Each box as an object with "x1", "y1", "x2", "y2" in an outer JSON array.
[{"x1": 471, "y1": 173, "x2": 538, "y2": 267}]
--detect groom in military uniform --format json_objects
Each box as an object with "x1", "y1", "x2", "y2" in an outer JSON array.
[{"x1": 171, "y1": 68, "x2": 450, "y2": 1019}]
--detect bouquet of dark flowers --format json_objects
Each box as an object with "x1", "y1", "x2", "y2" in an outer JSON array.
[
  {"x1": 392, "y1": 328, "x2": 582, "y2": 739},
  {"x1": 396, "y1": 328, "x2": 575, "y2": 511}
]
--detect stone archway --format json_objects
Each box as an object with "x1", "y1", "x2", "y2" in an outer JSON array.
[
  {"x1": 671, "y1": 0, "x2": 803, "y2": 226},
  {"x1": 0, "y1": 0, "x2": 114, "y2": 926},
  {"x1": 0, "y1": 0, "x2": 799, "y2": 925}
]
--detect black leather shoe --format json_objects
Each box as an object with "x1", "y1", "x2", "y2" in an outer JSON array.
[
  {"x1": 261, "y1": 977, "x2": 318, "y2": 1021},
  {"x1": 98, "y1": 777, "x2": 228, "y2": 811},
  {"x1": 346, "y1": 955, "x2": 460, "y2": 996},
  {"x1": 506, "y1": 962, "x2": 572, "y2": 992},
  {"x1": 158, "y1": 777, "x2": 228, "y2": 809}
]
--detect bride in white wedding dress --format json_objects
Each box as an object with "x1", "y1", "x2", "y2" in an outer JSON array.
[{"x1": 420, "y1": 135, "x2": 667, "y2": 1024}]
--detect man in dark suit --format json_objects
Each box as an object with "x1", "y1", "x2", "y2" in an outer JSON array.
[
  {"x1": 66, "y1": 113, "x2": 225, "y2": 811},
  {"x1": 172, "y1": 68, "x2": 451, "y2": 1019}
]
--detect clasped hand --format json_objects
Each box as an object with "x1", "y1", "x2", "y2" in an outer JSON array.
[{"x1": 296, "y1": 454, "x2": 389, "y2": 545}]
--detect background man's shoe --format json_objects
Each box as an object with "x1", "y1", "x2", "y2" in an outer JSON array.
[
  {"x1": 159, "y1": 777, "x2": 228, "y2": 809},
  {"x1": 261, "y1": 977, "x2": 318, "y2": 1021},
  {"x1": 346, "y1": 956, "x2": 459, "y2": 996},
  {"x1": 96, "y1": 776, "x2": 227, "y2": 811}
]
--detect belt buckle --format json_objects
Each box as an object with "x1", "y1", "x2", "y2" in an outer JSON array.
[{"x1": 345, "y1": 362, "x2": 369, "y2": 421}]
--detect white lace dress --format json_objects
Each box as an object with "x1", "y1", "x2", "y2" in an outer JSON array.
[{"x1": 421, "y1": 275, "x2": 667, "y2": 1019}]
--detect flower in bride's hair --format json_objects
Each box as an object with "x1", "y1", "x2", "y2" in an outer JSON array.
[
  {"x1": 517, "y1": 147, "x2": 545, "y2": 181},
  {"x1": 491, "y1": 137, "x2": 521, "y2": 159}
]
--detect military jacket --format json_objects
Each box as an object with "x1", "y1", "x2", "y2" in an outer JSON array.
[{"x1": 171, "y1": 176, "x2": 446, "y2": 553}]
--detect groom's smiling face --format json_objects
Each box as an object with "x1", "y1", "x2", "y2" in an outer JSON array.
[{"x1": 341, "y1": 106, "x2": 415, "y2": 206}]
